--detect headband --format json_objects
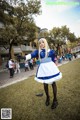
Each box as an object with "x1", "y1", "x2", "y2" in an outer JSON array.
[{"x1": 38, "y1": 38, "x2": 46, "y2": 41}]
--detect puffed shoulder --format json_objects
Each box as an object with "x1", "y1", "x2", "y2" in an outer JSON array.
[
  {"x1": 49, "y1": 49, "x2": 55, "y2": 54},
  {"x1": 31, "y1": 49, "x2": 38, "y2": 58}
]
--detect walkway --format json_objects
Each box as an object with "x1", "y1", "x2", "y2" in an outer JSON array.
[
  {"x1": 0, "y1": 67, "x2": 37, "y2": 89},
  {"x1": 0, "y1": 55, "x2": 80, "y2": 89},
  {"x1": 0, "y1": 61, "x2": 69, "y2": 89}
]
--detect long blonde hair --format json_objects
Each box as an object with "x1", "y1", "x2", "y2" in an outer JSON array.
[{"x1": 38, "y1": 38, "x2": 50, "y2": 59}]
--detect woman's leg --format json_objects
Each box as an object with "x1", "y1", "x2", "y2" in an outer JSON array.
[
  {"x1": 52, "y1": 82, "x2": 57, "y2": 101},
  {"x1": 51, "y1": 82, "x2": 58, "y2": 109},
  {"x1": 44, "y1": 83, "x2": 50, "y2": 106},
  {"x1": 9, "y1": 68, "x2": 12, "y2": 77}
]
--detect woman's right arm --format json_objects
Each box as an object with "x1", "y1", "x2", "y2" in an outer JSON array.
[{"x1": 25, "y1": 50, "x2": 38, "y2": 61}]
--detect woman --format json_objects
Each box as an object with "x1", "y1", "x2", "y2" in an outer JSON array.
[{"x1": 25, "y1": 38, "x2": 62, "y2": 109}]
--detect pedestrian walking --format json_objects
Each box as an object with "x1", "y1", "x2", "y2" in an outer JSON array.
[
  {"x1": 25, "y1": 60, "x2": 30, "y2": 71},
  {"x1": 29, "y1": 59, "x2": 34, "y2": 70},
  {"x1": 15, "y1": 61, "x2": 20, "y2": 73},
  {"x1": 8, "y1": 59, "x2": 15, "y2": 78}
]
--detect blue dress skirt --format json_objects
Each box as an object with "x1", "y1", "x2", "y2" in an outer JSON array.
[{"x1": 35, "y1": 57, "x2": 62, "y2": 84}]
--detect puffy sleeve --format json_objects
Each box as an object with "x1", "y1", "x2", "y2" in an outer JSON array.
[
  {"x1": 31, "y1": 50, "x2": 38, "y2": 58},
  {"x1": 48, "y1": 49, "x2": 55, "y2": 62},
  {"x1": 25, "y1": 50, "x2": 38, "y2": 60}
]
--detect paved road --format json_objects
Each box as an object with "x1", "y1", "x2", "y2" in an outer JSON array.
[
  {"x1": 0, "y1": 61, "x2": 69, "y2": 89},
  {"x1": 0, "y1": 67, "x2": 37, "y2": 89},
  {"x1": 0, "y1": 55, "x2": 80, "y2": 89}
]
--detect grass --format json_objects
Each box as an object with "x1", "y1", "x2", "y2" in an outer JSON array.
[{"x1": 0, "y1": 59, "x2": 80, "y2": 120}]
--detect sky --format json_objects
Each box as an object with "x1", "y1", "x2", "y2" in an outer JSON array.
[{"x1": 34, "y1": 0, "x2": 80, "y2": 37}]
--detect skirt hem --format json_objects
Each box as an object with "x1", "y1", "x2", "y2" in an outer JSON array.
[{"x1": 35, "y1": 73, "x2": 62, "y2": 84}]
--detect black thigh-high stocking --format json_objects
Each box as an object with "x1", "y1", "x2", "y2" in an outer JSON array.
[
  {"x1": 44, "y1": 83, "x2": 50, "y2": 106},
  {"x1": 52, "y1": 82, "x2": 57, "y2": 101},
  {"x1": 44, "y1": 83, "x2": 49, "y2": 98},
  {"x1": 51, "y1": 82, "x2": 58, "y2": 109}
]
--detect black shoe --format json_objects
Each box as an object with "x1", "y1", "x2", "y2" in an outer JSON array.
[
  {"x1": 10, "y1": 76, "x2": 13, "y2": 78},
  {"x1": 45, "y1": 97, "x2": 50, "y2": 106},
  {"x1": 51, "y1": 100, "x2": 58, "y2": 109}
]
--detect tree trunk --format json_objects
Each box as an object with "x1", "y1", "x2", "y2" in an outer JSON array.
[
  {"x1": 9, "y1": 44, "x2": 12, "y2": 59},
  {"x1": 9, "y1": 40, "x2": 14, "y2": 59},
  {"x1": 0, "y1": 53, "x2": 2, "y2": 66}
]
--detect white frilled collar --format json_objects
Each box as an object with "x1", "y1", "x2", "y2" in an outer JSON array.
[{"x1": 48, "y1": 49, "x2": 50, "y2": 52}]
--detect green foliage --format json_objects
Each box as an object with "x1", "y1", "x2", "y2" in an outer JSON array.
[
  {"x1": 0, "y1": 0, "x2": 41, "y2": 42},
  {"x1": 0, "y1": 0, "x2": 14, "y2": 24},
  {"x1": 61, "y1": 25, "x2": 70, "y2": 37},
  {"x1": 50, "y1": 25, "x2": 76, "y2": 43},
  {"x1": 0, "y1": 26, "x2": 17, "y2": 44},
  {"x1": 44, "y1": 25, "x2": 79, "y2": 55},
  {"x1": 0, "y1": 0, "x2": 41, "y2": 58},
  {"x1": 68, "y1": 32, "x2": 76, "y2": 42}
]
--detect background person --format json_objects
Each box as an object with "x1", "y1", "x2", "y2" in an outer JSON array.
[
  {"x1": 24, "y1": 60, "x2": 30, "y2": 71},
  {"x1": 8, "y1": 59, "x2": 15, "y2": 78},
  {"x1": 15, "y1": 61, "x2": 20, "y2": 73}
]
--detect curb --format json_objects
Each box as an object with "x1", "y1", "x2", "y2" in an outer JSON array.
[{"x1": 0, "y1": 77, "x2": 29, "y2": 89}]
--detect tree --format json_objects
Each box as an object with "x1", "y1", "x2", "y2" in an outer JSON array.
[
  {"x1": 49, "y1": 27, "x2": 63, "y2": 55},
  {"x1": 0, "y1": 0, "x2": 14, "y2": 24},
  {"x1": 49, "y1": 25, "x2": 78, "y2": 55},
  {"x1": 0, "y1": 0, "x2": 41, "y2": 59},
  {"x1": 68, "y1": 32, "x2": 76, "y2": 42}
]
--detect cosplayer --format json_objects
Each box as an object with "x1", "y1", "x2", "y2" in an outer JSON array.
[{"x1": 25, "y1": 38, "x2": 62, "y2": 109}]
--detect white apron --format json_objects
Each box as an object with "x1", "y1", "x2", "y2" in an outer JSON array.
[{"x1": 35, "y1": 57, "x2": 62, "y2": 84}]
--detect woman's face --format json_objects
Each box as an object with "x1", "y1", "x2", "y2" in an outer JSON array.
[{"x1": 39, "y1": 40, "x2": 45, "y2": 49}]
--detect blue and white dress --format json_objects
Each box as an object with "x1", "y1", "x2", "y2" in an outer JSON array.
[{"x1": 27, "y1": 49, "x2": 62, "y2": 84}]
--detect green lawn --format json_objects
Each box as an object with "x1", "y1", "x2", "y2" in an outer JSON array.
[{"x1": 0, "y1": 59, "x2": 80, "y2": 120}]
